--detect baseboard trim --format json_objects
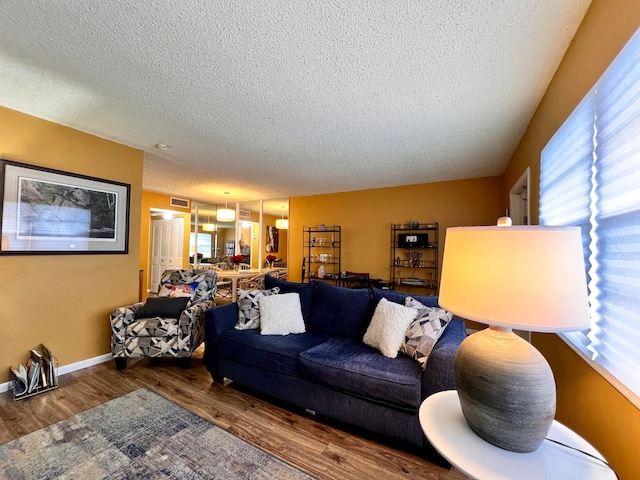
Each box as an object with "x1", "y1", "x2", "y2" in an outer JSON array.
[{"x1": 0, "y1": 353, "x2": 113, "y2": 394}]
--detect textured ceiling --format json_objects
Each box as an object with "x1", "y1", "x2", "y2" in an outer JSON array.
[{"x1": 0, "y1": 1, "x2": 592, "y2": 205}]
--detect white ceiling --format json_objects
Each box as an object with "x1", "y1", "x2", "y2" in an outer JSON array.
[{"x1": 0, "y1": 1, "x2": 592, "y2": 205}]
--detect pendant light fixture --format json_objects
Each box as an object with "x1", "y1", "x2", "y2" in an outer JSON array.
[
  {"x1": 275, "y1": 205, "x2": 289, "y2": 229},
  {"x1": 203, "y1": 210, "x2": 215, "y2": 231},
  {"x1": 217, "y1": 192, "x2": 235, "y2": 222}
]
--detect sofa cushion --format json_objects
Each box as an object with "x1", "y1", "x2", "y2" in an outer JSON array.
[
  {"x1": 220, "y1": 329, "x2": 331, "y2": 377},
  {"x1": 259, "y1": 293, "x2": 306, "y2": 335},
  {"x1": 310, "y1": 281, "x2": 372, "y2": 338},
  {"x1": 264, "y1": 276, "x2": 315, "y2": 326},
  {"x1": 371, "y1": 288, "x2": 441, "y2": 309},
  {"x1": 298, "y1": 337, "x2": 423, "y2": 410}
]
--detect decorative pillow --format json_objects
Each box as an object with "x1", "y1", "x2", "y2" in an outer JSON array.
[
  {"x1": 235, "y1": 287, "x2": 280, "y2": 330},
  {"x1": 362, "y1": 297, "x2": 418, "y2": 358},
  {"x1": 401, "y1": 296, "x2": 453, "y2": 369},
  {"x1": 157, "y1": 281, "x2": 200, "y2": 301},
  {"x1": 136, "y1": 297, "x2": 190, "y2": 319},
  {"x1": 259, "y1": 293, "x2": 306, "y2": 336}
]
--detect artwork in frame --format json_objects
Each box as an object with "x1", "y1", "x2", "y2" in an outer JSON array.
[
  {"x1": 0, "y1": 159, "x2": 130, "y2": 254},
  {"x1": 266, "y1": 225, "x2": 279, "y2": 253}
]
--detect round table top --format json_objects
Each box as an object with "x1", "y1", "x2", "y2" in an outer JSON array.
[{"x1": 419, "y1": 390, "x2": 616, "y2": 480}]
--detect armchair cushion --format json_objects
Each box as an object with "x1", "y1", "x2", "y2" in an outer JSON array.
[{"x1": 136, "y1": 297, "x2": 190, "y2": 319}]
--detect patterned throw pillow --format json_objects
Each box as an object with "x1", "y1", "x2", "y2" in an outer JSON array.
[
  {"x1": 401, "y1": 296, "x2": 453, "y2": 369},
  {"x1": 235, "y1": 287, "x2": 280, "y2": 330}
]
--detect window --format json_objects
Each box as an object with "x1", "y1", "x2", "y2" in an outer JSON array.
[{"x1": 540, "y1": 28, "x2": 640, "y2": 399}]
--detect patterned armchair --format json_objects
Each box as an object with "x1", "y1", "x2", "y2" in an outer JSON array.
[{"x1": 109, "y1": 269, "x2": 217, "y2": 370}]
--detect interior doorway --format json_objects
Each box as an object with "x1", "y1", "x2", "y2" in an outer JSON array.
[
  {"x1": 509, "y1": 167, "x2": 530, "y2": 225},
  {"x1": 149, "y1": 216, "x2": 184, "y2": 293}
]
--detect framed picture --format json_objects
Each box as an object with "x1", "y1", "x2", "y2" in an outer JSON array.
[{"x1": 0, "y1": 159, "x2": 130, "y2": 254}]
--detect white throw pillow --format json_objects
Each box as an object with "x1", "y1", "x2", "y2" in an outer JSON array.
[
  {"x1": 363, "y1": 297, "x2": 418, "y2": 358},
  {"x1": 259, "y1": 293, "x2": 306, "y2": 336}
]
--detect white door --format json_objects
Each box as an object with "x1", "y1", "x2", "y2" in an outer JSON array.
[{"x1": 150, "y1": 217, "x2": 184, "y2": 293}]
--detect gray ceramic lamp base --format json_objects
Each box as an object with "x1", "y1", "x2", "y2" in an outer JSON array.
[{"x1": 455, "y1": 326, "x2": 556, "y2": 453}]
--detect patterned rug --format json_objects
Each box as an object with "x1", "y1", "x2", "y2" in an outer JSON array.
[{"x1": 0, "y1": 388, "x2": 315, "y2": 479}]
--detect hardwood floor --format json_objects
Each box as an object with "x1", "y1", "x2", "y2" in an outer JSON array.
[{"x1": 0, "y1": 347, "x2": 465, "y2": 480}]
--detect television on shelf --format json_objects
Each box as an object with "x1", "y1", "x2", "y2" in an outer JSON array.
[{"x1": 398, "y1": 233, "x2": 430, "y2": 248}]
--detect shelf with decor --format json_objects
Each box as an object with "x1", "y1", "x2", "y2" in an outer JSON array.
[
  {"x1": 302, "y1": 225, "x2": 341, "y2": 285},
  {"x1": 390, "y1": 222, "x2": 439, "y2": 294},
  {"x1": 9, "y1": 344, "x2": 58, "y2": 401}
]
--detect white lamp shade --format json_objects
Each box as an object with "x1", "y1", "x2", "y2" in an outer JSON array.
[
  {"x1": 202, "y1": 223, "x2": 216, "y2": 232},
  {"x1": 439, "y1": 226, "x2": 590, "y2": 332},
  {"x1": 276, "y1": 218, "x2": 289, "y2": 229},
  {"x1": 217, "y1": 208, "x2": 235, "y2": 222}
]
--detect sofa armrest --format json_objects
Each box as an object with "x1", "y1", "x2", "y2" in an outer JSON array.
[
  {"x1": 204, "y1": 302, "x2": 239, "y2": 380},
  {"x1": 421, "y1": 317, "x2": 466, "y2": 398}
]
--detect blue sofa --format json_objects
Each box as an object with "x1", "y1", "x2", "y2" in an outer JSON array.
[{"x1": 204, "y1": 277, "x2": 466, "y2": 458}]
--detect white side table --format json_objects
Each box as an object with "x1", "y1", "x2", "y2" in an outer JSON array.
[{"x1": 419, "y1": 390, "x2": 616, "y2": 480}]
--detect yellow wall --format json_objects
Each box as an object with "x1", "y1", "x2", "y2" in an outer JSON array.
[
  {"x1": 289, "y1": 176, "x2": 504, "y2": 283},
  {"x1": 502, "y1": 1, "x2": 640, "y2": 477},
  {"x1": 140, "y1": 191, "x2": 191, "y2": 299},
  {"x1": 0, "y1": 106, "x2": 142, "y2": 382}
]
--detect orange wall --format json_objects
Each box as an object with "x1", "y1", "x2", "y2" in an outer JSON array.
[
  {"x1": 140, "y1": 191, "x2": 191, "y2": 299},
  {"x1": 502, "y1": 1, "x2": 640, "y2": 478},
  {"x1": 0, "y1": 106, "x2": 142, "y2": 382},
  {"x1": 289, "y1": 176, "x2": 504, "y2": 283}
]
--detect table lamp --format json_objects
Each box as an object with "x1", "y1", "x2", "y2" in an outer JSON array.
[{"x1": 438, "y1": 221, "x2": 590, "y2": 453}]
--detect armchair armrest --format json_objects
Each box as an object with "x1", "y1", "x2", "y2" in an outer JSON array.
[
  {"x1": 177, "y1": 299, "x2": 215, "y2": 354},
  {"x1": 421, "y1": 317, "x2": 466, "y2": 398},
  {"x1": 109, "y1": 301, "x2": 145, "y2": 357},
  {"x1": 204, "y1": 303, "x2": 239, "y2": 380}
]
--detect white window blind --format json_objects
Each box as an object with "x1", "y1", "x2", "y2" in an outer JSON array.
[{"x1": 540, "y1": 28, "x2": 640, "y2": 398}]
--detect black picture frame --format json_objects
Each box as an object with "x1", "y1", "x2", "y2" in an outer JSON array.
[{"x1": 0, "y1": 159, "x2": 130, "y2": 255}]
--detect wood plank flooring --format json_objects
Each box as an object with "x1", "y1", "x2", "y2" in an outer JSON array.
[{"x1": 0, "y1": 347, "x2": 465, "y2": 479}]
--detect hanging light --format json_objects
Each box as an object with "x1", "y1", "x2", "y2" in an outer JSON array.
[
  {"x1": 275, "y1": 205, "x2": 289, "y2": 229},
  {"x1": 203, "y1": 211, "x2": 215, "y2": 231},
  {"x1": 217, "y1": 192, "x2": 235, "y2": 222}
]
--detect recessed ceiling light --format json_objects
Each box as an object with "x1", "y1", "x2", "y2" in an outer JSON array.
[{"x1": 155, "y1": 143, "x2": 170, "y2": 150}]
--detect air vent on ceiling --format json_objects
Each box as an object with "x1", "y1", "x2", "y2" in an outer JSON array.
[
  {"x1": 170, "y1": 197, "x2": 190, "y2": 208},
  {"x1": 239, "y1": 209, "x2": 250, "y2": 219}
]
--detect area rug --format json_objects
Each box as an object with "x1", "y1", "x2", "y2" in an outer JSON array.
[{"x1": 0, "y1": 388, "x2": 315, "y2": 479}]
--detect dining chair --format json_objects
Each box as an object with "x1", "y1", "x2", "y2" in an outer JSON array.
[{"x1": 344, "y1": 271, "x2": 370, "y2": 289}]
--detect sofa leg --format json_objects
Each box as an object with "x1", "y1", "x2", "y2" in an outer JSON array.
[
  {"x1": 212, "y1": 374, "x2": 224, "y2": 383},
  {"x1": 114, "y1": 358, "x2": 127, "y2": 370},
  {"x1": 178, "y1": 357, "x2": 191, "y2": 369}
]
